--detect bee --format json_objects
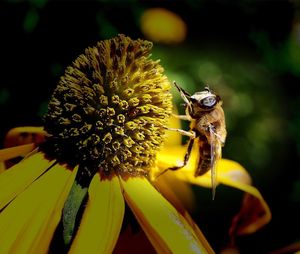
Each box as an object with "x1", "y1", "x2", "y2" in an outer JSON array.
[{"x1": 163, "y1": 82, "x2": 227, "y2": 199}]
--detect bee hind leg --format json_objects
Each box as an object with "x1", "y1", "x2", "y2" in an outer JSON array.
[
  {"x1": 169, "y1": 137, "x2": 195, "y2": 170},
  {"x1": 156, "y1": 138, "x2": 195, "y2": 178}
]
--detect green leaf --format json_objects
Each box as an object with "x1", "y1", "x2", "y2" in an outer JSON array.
[{"x1": 62, "y1": 180, "x2": 88, "y2": 246}]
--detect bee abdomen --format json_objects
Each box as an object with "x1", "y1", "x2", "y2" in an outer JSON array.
[{"x1": 195, "y1": 140, "x2": 212, "y2": 177}]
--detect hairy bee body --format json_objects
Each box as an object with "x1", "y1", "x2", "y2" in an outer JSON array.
[{"x1": 190, "y1": 100, "x2": 226, "y2": 177}]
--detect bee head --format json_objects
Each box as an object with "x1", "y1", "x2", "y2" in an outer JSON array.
[
  {"x1": 190, "y1": 87, "x2": 221, "y2": 111},
  {"x1": 173, "y1": 82, "x2": 221, "y2": 117}
]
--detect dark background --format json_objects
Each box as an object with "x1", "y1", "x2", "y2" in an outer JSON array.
[{"x1": 0, "y1": 0, "x2": 300, "y2": 253}]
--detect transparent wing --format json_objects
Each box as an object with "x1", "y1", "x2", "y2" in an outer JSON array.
[{"x1": 209, "y1": 125, "x2": 222, "y2": 200}]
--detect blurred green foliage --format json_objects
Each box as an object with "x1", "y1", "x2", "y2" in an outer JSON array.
[
  {"x1": 23, "y1": 7, "x2": 39, "y2": 33},
  {"x1": 0, "y1": 89, "x2": 10, "y2": 105}
]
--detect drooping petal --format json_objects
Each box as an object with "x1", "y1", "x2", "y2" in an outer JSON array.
[
  {"x1": 157, "y1": 145, "x2": 252, "y2": 187},
  {"x1": 0, "y1": 152, "x2": 55, "y2": 210},
  {"x1": 229, "y1": 192, "x2": 271, "y2": 238},
  {"x1": 0, "y1": 144, "x2": 35, "y2": 162},
  {"x1": 0, "y1": 163, "x2": 75, "y2": 253},
  {"x1": 172, "y1": 159, "x2": 252, "y2": 189},
  {"x1": 120, "y1": 177, "x2": 212, "y2": 254},
  {"x1": 157, "y1": 145, "x2": 271, "y2": 235},
  {"x1": 69, "y1": 173, "x2": 125, "y2": 254},
  {"x1": 218, "y1": 160, "x2": 270, "y2": 237}
]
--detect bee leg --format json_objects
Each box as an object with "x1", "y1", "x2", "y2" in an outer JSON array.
[
  {"x1": 164, "y1": 127, "x2": 196, "y2": 138},
  {"x1": 169, "y1": 137, "x2": 195, "y2": 170},
  {"x1": 172, "y1": 114, "x2": 191, "y2": 121},
  {"x1": 156, "y1": 137, "x2": 195, "y2": 178}
]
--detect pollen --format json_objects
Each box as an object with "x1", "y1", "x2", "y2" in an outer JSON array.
[{"x1": 42, "y1": 34, "x2": 172, "y2": 177}]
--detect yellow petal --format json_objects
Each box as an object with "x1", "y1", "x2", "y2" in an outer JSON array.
[
  {"x1": 0, "y1": 143, "x2": 35, "y2": 162},
  {"x1": 0, "y1": 162, "x2": 5, "y2": 173},
  {"x1": 120, "y1": 177, "x2": 212, "y2": 254},
  {"x1": 157, "y1": 144, "x2": 197, "y2": 170},
  {"x1": 69, "y1": 174, "x2": 125, "y2": 254},
  {"x1": 157, "y1": 145, "x2": 251, "y2": 188},
  {"x1": 181, "y1": 211, "x2": 215, "y2": 254},
  {"x1": 0, "y1": 163, "x2": 74, "y2": 253},
  {"x1": 156, "y1": 145, "x2": 211, "y2": 187},
  {"x1": 154, "y1": 170, "x2": 196, "y2": 212},
  {"x1": 0, "y1": 152, "x2": 55, "y2": 210},
  {"x1": 174, "y1": 159, "x2": 252, "y2": 189},
  {"x1": 30, "y1": 165, "x2": 78, "y2": 253},
  {"x1": 153, "y1": 176, "x2": 214, "y2": 253}
]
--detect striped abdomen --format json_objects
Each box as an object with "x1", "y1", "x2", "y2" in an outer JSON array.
[{"x1": 195, "y1": 136, "x2": 213, "y2": 177}]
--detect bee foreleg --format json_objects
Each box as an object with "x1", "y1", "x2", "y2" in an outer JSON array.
[
  {"x1": 172, "y1": 114, "x2": 191, "y2": 121},
  {"x1": 164, "y1": 127, "x2": 196, "y2": 138},
  {"x1": 173, "y1": 81, "x2": 193, "y2": 113}
]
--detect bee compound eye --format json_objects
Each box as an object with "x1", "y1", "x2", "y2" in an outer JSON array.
[{"x1": 201, "y1": 96, "x2": 217, "y2": 108}]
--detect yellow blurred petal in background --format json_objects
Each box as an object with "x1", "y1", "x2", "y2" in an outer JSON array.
[
  {"x1": 4, "y1": 126, "x2": 46, "y2": 148},
  {"x1": 140, "y1": 8, "x2": 187, "y2": 44}
]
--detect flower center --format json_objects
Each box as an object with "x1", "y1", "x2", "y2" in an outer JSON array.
[{"x1": 42, "y1": 34, "x2": 172, "y2": 177}]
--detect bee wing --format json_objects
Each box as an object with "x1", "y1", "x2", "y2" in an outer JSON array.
[{"x1": 209, "y1": 125, "x2": 222, "y2": 200}]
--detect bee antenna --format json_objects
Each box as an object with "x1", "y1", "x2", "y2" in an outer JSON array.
[
  {"x1": 173, "y1": 81, "x2": 181, "y2": 92},
  {"x1": 173, "y1": 81, "x2": 191, "y2": 97},
  {"x1": 173, "y1": 81, "x2": 193, "y2": 114}
]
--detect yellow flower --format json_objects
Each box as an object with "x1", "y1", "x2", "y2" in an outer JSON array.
[{"x1": 0, "y1": 35, "x2": 212, "y2": 253}]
